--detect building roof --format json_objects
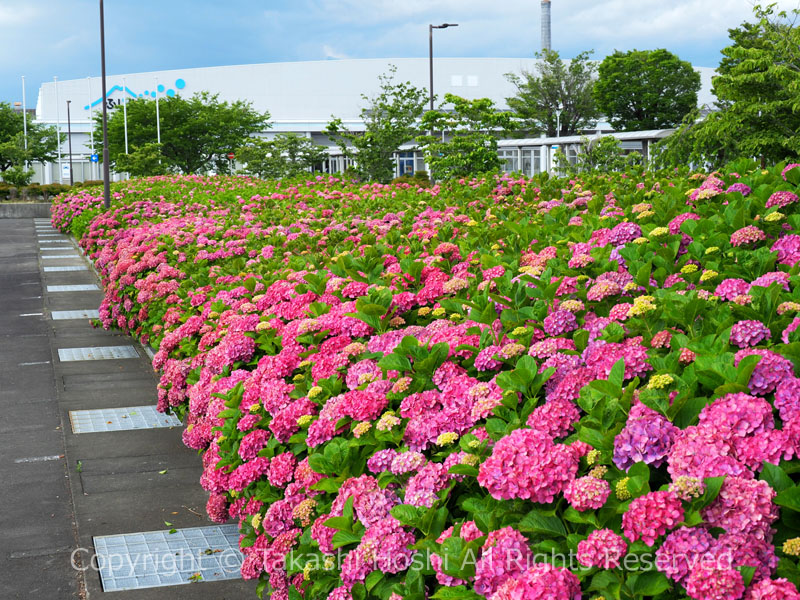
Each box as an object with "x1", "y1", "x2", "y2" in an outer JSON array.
[
  {"x1": 497, "y1": 129, "x2": 675, "y2": 147},
  {"x1": 34, "y1": 58, "x2": 718, "y2": 131}
]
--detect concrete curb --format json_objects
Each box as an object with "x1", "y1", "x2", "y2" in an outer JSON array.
[{"x1": 0, "y1": 203, "x2": 51, "y2": 218}]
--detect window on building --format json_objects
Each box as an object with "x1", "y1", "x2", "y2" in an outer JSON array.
[
  {"x1": 498, "y1": 149, "x2": 518, "y2": 173},
  {"x1": 396, "y1": 151, "x2": 416, "y2": 177},
  {"x1": 522, "y1": 148, "x2": 541, "y2": 176}
]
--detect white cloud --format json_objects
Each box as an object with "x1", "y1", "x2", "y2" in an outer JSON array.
[
  {"x1": 0, "y1": 4, "x2": 40, "y2": 27},
  {"x1": 322, "y1": 44, "x2": 349, "y2": 59}
]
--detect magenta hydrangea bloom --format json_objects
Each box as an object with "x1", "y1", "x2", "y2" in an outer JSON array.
[
  {"x1": 474, "y1": 527, "x2": 533, "y2": 597},
  {"x1": 613, "y1": 403, "x2": 678, "y2": 471},
  {"x1": 340, "y1": 517, "x2": 415, "y2": 586},
  {"x1": 772, "y1": 235, "x2": 800, "y2": 267},
  {"x1": 731, "y1": 225, "x2": 767, "y2": 247},
  {"x1": 685, "y1": 565, "x2": 745, "y2": 600},
  {"x1": 491, "y1": 563, "x2": 582, "y2": 600},
  {"x1": 526, "y1": 397, "x2": 581, "y2": 439},
  {"x1": 726, "y1": 183, "x2": 752, "y2": 195},
  {"x1": 478, "y1": 428, "x2": 579, "y2": 502},
  {"x1": 775, "y1": 378, "x2": 800, "y2": 422},
  {"x1": 668, "y1": 423, "x2": 749, "y2": 480},
  {"x1": 716, "y1": 532, "x2": 779, "y2": 583},
  {"x1": 702, "y1": 477, "x2": 778, "y2": 540},
  {"x1": 783, "y1": 318, "x2": 800, "y2": 344},
  {"x1": 655, "y1": 527, "x2": 715, "y2": 583},
  {"x1": 766, "y1": 190, "x2": 799, "y2": 208},
  {"x1": 746, "y1": 578, "x2": 800, "y2": 599},
  {"x1": 697, "y1": 392, "x2": 774, "y2": 439},
  {"x1": 734, "y1": 349, "x2": 795, "y2": 395},
  {"x1": 782, "y1": 163, "x2": 800, "y2": 180},
  {"x1": 543, "y1": 310, "x2": 578, "y2": 336},
  {"x1": 577, "y1": 528, "x2": 627, "y2": 568},
  {"x1": 715, "y1": 278, "x2": 752, "y2": 301},
  {"x1": 564, "y1": 476, "x2": 610, "y2": 511},
  {"x1": 730, "y1": 320, "x2": 772, "y2": 347},
  {"x1": 621, "y1": 491, "x2": 684, "y2": 546}
]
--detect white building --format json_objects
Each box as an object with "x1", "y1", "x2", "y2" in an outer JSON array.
[{"x1": 32, "y1": 58, "x2": 717, "y2": 183}]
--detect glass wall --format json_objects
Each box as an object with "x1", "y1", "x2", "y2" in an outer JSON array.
[{"x1": 498, "y1": 149, "x2": 519, "y2": 173}]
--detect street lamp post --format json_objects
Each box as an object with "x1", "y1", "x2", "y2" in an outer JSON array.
[
  {"x1": 122, "y1": 76, "x2": 129, "y2": 154},
  {"x1": 66, "y1": 100, "x2": 74, "y2": 185},
  {"x1": 428, "y1": 23, "x2": 458, "y2": 112},
  {"x1": 21, "y1": 76, "x2": 28, "y2": 153},
  {"x1": 54, "y1": 76, "x2": 62, "y2": 183},
  {"x1": 154, "y1": 76, "x2": 161, "y2": 144},
  {"x1": 99, "y1": 0, "x2": 111, "y2": 208},
  {"x1": 555, "y1": 103, "x2": 563, "y2": 138},
  {"x1": 87, "y1": 77, "x2": 95, "y2": 179}
]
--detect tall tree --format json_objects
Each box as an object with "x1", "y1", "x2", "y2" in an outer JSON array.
[
  {"x1": 325, "y1": 66, "x2": 427, "y2": 183},
  {"x1": 0, "y1": 102, "x2": 60, "y2": 182},
  {"x1": 652, "y1": 5, "x2": 800, "y2": 168},
  {"x1": 237, "y1": 133, "x2": 328, "y2": 179},
  {"x1": 95, "y1": 92, "x2": 269, "y2": 174},
  {"x1": 416, "y1": 94, "x2": 512, "y2": 180},
  {"x1": 710, "y1": 7, "x2": 800, "y2": 165},
  {"x1": 506, "y1": 50, "x2": 599, "y2": 137},
  {"x1": 594, "y1": 49, "x2": 701, "y2": 131}
]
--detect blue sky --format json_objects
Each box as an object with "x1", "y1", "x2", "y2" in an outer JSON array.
[{"x1": 1, "y1": 0, "x2": 798, "y2": 105}]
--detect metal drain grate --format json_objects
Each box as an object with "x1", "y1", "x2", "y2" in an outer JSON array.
[
  {"x1": 93, "y1": 525, "x2": 243, "y2": 592},
  {"x1": 69, "y1": 406, "x2": 181, "y2": 434},
  {"x1": 43, "y1": 265, "x2": 88, "y2": 272},
  {"x1": 58, "y1": 346, "x2": 139, "y2": 361},
  {"x1": 51, "y1": 309, "x2": 100, "y2": 320},
  {"x1": 46, "y1": 284, "x2": 99, "y2": 292}
]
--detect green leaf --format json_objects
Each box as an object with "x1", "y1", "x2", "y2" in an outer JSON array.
[
  {"x1": 517, "y1": 509, "x2": 567, "y2": 537},
  {"x1": 391, "y1": 504, "x2": 421, "y2": 527},
  {"x1": 761, "y1": 462, "x2": 794, "y2": 493},
  {"x1": 365, "y1": 570, "x2": 383, "y2": 592},
  {"x1": 629, "y1": 571, "x2": 670, "y2": 595},
  {"x1": 775, "y1": 485, "x2": 800, "y2": 513},
  {"x1": 608, "y1": 358, "x2": 626, "y2": 386},
  {"x1": 448, "y1": 464, "x2": 479, "y2": 477},
  {"x1": 739, "y1": 566, "x2": 757, "y2": 587},
  {"x1": 332, "y1": 530, "x2": 363, "y2": 550}
]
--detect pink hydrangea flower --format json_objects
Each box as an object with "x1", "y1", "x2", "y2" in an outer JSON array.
[
  {"x1": 702, "y1": 477, "x2": 778, "y2": 540},
  {"x1": 685, "y1": 565, "x2": 745, "y2": 600},
  {"x1": 478, "y1": 428, "x2": 579, "y2": 502},
  {"x1": 492, "y1": 563, "x2": 582, "y2": 600},
  {"x1": 730, "y1": 320, "x2": 771, "y2": 347},
  {"x1": 474, "y1": 527, "x2": 533, "y2": 598},
  {"x1": 577, "y1": 528, "x2": 627, "y2": 568},
  {"x1": 746, "y1": 578, "x2": 800, "y2": 599},
  {"x1": 564, "y1": 476, "x2": 610, "y2": 511},
  {"x1": 731, "y1": 225, "x2": 767, "y2": 247},
  {"x1": 622, "y1": 491, "x2": 684, "y2": 546}
]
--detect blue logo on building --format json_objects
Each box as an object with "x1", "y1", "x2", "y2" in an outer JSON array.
[{"x1": 85, "y1": 78, "x2": 187, "y2": 111}]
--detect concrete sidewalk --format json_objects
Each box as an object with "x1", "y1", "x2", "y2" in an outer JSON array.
[{"x1": 0, "y1": 219, "x2": 255, "y2": 599}]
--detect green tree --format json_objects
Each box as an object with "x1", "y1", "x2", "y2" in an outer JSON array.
[
  {"x1": 652, "y1": 5, "x2": 800, "y2": 168},
  {"x1": 506, "y1": 50, "x2": 599, "y2": 137},
  {"x1": 0, "y1": 102, "x2": 60, "y2": 179},
  {"x1": 114, "y1": 143, "x2": 170, "y2": 177},
  {"x1": 326, "y1": 66, "x2": 427, "y2": 183},
  {"x1": 708, "y1": 6, "x2": 800, "y2": 165},
  {"x1": 237, "y1": 134, "x2": 328, "y2": 179},
  {"x1": 594, "y1": 49, "x2": 702, "y2": 131},
  {"x1": 416, "y1": 94, "x2": 512, "y2": 180},
  {"x1": 95, "y1": 92, "x2": 269, "y2": 174}
]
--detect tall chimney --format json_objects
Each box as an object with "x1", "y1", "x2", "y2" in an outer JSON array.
[{"x1": 541, "y1": 0, "x2": 552, "y2": 52}]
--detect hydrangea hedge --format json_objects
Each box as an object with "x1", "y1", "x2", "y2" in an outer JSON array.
[{"x1": 52, "y1": 163, "x2": 800, "y2": 600}]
